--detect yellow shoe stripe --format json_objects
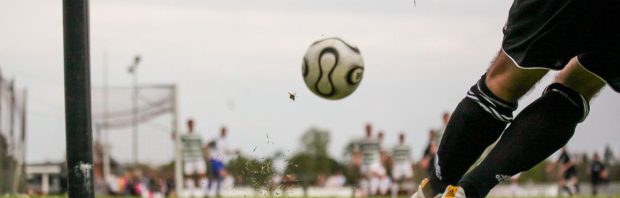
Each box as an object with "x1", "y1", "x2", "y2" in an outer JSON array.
[
  {"x1": 419, "y1": 178, "x2": 429, "y2": 188},
  {"x1": 445, "y1": 185, "x2": 459, "y2": 198}
]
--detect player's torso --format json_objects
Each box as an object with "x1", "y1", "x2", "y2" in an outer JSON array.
[
  {"x1": 591, "y1": 162, "x2": 604, "y2": 174},
  {"x1": 211, "y1": 138, "x2": 228, "y2": 160},
  {"x1": 359, "y1": 138, "x2": 381, "y2": 165},
  {"x1": 181, "y1": 133, "x2": 203, "y2": 160},
  {"x1": 392, "y1": 144, "x2": 411, "y2": 164}
]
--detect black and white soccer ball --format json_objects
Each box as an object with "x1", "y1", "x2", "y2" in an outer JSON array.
[{"x1": 302, "y1": 37, "x2": 364, "y2": 100}]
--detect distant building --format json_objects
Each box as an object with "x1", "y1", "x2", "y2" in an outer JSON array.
[{"x1": 25, "y1": 162, "x2": 65, "y2": 195}]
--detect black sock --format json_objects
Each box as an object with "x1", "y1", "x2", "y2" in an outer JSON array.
[
  {"x1": 430, "y1": 75, "x2": 516, "y2": 194},
  {"x1": 459, "y1": 83, "x2": 589, "y2": 198}
]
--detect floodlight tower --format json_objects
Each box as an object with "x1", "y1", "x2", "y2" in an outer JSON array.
[{"x1": 127, "y1": 55, "x2": 141, "y2": 164}]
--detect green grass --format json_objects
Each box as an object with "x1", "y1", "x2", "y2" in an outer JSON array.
[{"x1": 14, "y1": 195, "x2": 620, "y2": 198}]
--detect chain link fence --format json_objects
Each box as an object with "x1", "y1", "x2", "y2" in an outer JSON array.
[{"x1": 0, "y1": 70, "x2": 28, "y2": 195}]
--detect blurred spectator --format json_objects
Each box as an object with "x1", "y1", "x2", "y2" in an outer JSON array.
[
  {"x1": 420, "y1": 129, "x2": 438, "y2": 175},
  {"x1": 590, "y1": 152, "x2": 608, "y2": 195},
  {"x1": 324, "y1": 172, "x2": 347, "y2": 188}
]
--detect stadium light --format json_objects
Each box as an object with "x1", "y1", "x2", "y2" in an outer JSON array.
[
  {"x1": 127, "y1": 55, "x2": 140, "y2": 74},
  {"x1": 127, "y1": 55, "x2": 141, "y2": 164}
]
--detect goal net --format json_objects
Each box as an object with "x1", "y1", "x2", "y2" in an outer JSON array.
[
  {"x1": 90, "y1": 84, "x2": 183, "y2": 194},
  {"x1": 91, "y1": 84, "x2": 176, "y2": 130}
]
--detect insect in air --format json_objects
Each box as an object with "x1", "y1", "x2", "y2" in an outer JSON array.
[{"x1": 288, "y1": 92, "x2": 296, "y2": 101}]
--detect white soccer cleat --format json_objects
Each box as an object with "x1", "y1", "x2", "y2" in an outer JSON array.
[
  {"x1": 441, "y1": 185, "x2": 466, "y2": 198},
  {"x1": 411, "y1": 178, "x2": 439, "y2": 198}
]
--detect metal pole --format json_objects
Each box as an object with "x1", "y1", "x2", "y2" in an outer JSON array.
[
  {"x1": 128, "y1": 55, "x2": 140, "y2": 165},
  {"x1": 132, "y1": 65, "x2": 138, "y2": 164},
  {"x1": 0, "y1": 71, "x2": 3, "y2": 193},
  {"x1": 12, "y1": 90, "x2": 27, "y2": 193},
  {"x1": 8, "y1": 81, "x2": 15, "y2": 194},
  {"x1": 173, "y1": 84, "x2": 183, "y2": 196},
  {"x1": 9, "y1": 81, "x2": 15, "y2": 150},
  {"x1": 63, "y1": 0, "x2": 94, "y2": 197},
  {"x1": 0, "y1": 70, "x2": 3, "y2": 133},
  {"x1": 103, "y1": 135, "x2": 111, "y2": 179},
  {"x1": 102, "y1": 52, "x2": 111, "y2": 179},
  {"x1": 9, "y1": 79, "x2": 19, "y2": 194}
]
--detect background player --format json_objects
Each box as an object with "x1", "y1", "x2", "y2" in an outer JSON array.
[
  {"x1": 552, "y1": 147, "x2": 579, "y2": 195},
  {"x1": 207, "y1": 126, "x2": 231, "y2": 197},
  {"x1": 433, "y1": 112, "x2": 450, "y2": 146},
  {"x1": 419, "y1": 129, "x2": 438, "y2": 177},
  {"x1": 392, "y1": 133, "x2": 414, "y2": 195},
  {"x1": 589, "y1": 152, "x2": 608, "y2": 196},
  {"x1": 180, "y1": 119, "x2": 207, "y2": 197},
  {"x1": 376, "y1": 131, "x2": 391, "y2": 196},
  {"x1": 412, "y1": 0, "x2": 619, "y2": 197},
  {"x1": 353, "y1": 123, "x2": 385, "y2": 197}
]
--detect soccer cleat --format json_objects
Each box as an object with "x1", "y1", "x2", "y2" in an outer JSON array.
[
  {"x1": 442, "y1": 185, "x2": 466, "y2": 198},
  {"x1": 411, "y1": 178, "x2": 441, "y2": 198}
]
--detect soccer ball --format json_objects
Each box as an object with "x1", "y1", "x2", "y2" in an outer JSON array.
[{"x1": 302, "y1": 37, "x2": 364, "y2": 100}]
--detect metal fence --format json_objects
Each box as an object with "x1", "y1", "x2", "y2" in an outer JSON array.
[{"x1": 0, "y1": 70, "x2": 28, "y2": 194}]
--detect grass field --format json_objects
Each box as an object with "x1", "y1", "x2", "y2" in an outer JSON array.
[{"x1": 8, "y1": 196, "x2": 610, "y2": 198}]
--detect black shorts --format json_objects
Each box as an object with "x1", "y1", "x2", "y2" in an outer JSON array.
[
  {"x1": 563, "y1": 167, "x2": 578, "y2": 180},
  {"x1": 502, "y1": 0, "x2": 620, "y2": 92}
]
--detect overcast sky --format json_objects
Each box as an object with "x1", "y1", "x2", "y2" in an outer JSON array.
[{"x1": 1, "y1": 0, "x2": 619, "y2": 165}]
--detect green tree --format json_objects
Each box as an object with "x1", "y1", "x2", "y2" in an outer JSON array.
[
  {"x1": 300, "y1": 127, "x2": 330, "y2": 157},
  {"x1": 341, "y1": 138, "x2": 361, "y2": 185},
  {"x1": 520, "y1": 160, "x2": 552, "y2": 183},
  {"x1": 227, "y1": 155, "x2": 275, "y2": 190},
  {"x1": 285, "y1": 127, "x2": 345, "y2": 185},
  {"x1": 341, "y1": 139, "x2": 358, "y2": 162}
]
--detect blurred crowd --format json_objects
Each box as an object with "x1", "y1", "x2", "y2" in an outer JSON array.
[{"x1": 22, "y1": 112, "x2": 618, "y2": 197}]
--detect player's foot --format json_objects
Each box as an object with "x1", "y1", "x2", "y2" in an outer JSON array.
[
  {"x1": 563, "y1": 184, "x2": 577, "y2": 195},
  {"x1": 441, "y1": 185, "x2": 466, "y2": 198},
  {"x1": 411, "y1": 178, "x2": 440, "y2": 198}
]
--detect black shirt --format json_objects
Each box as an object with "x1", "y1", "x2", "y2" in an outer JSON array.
[{"x1": 591, "y1": 161, "x2": 606, "y2": 182}]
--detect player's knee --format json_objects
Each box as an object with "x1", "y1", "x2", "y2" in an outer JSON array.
[
  {"x1": 465, "y1": 74, "x2": 518, "y2": 123},
  {"x1": 543, "y1": 83, "x2": 589, "y2": 123},
  {"x1": 554, "y1": 58, "x2": 606, "y2": 101},
  {"x1": 486, "y1": 51, "x2": 547, "y2": 101}
]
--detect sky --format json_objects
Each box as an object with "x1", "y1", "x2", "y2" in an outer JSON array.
[{"x1": 1, "y1": 0, "x2": 619, "y2": 165}]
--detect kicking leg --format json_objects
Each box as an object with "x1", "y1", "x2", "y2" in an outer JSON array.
[
  {"x1": 429, "y1": 50, "x2": 547, "y2": 194},
  {"x1": 457, "y1": 57, "x2": 606, "y2": 197}
]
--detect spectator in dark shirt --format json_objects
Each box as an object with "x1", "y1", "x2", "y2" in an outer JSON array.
[{"x1": 590, "y1": 152, "x2": 608, "y2": 195}]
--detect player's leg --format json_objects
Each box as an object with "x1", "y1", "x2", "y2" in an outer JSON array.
[
  {"x1": 370, "y1": 176, "x2": 380, "y2": 196},
  {"x1": 558, "y1": 174, "x2": 568, "y2": 196},
  {"x1": 214, "y1": 160, "x2": 225, "y2": 197},
  {"x1": 379, "y1": 175, "x2": 391, "y2": 195},
  {"x1": 183, "y1": 161, "x2": 196, "y2": 190},
  {"x1": 592, "y1": 179, "x2": 600, "y2": 196},
  {"x1": 371, "y1": 164, "x2": 383, "y2": 196},
  {"x1": 456, "y1": 58, "x2": 606, "y2": 197},
  {"x1": 392, "y1": 165, "x2": 403, "y2": 194},
  {"x1": 428, "y1": 50, "x2": 547, "y2": 194},
  {"x1": 197, "y1": 160, "x2": 208, "y2": 197},
  {"x1": 404, "y1": 164, "x2": 415, "y2": 194},
  {"x1": 396, "y1": 163, "x2": 414, "y2": 195},
  {"x1": 554, "y1": 57, "x2": 607, "y2": 100},
  {"x1": 359, "y1": 165, "x2": 371, "y2": 196}
]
